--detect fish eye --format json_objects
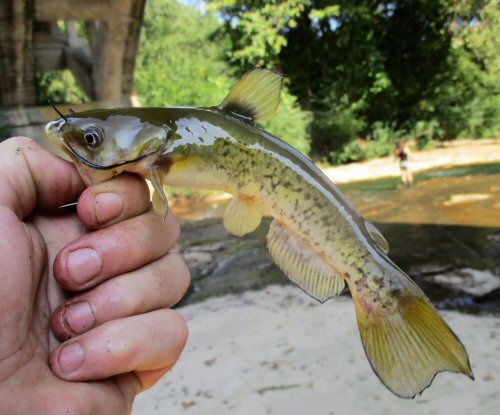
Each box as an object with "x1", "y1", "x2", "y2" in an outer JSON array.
[{"x1": 83, "y1": 126, "x2": 103, "y2": 148}]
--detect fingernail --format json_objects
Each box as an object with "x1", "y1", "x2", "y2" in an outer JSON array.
[
  {"x1": 94, "y1": 192, "x2": 123, "y2": 224},
  {"x1": 67, "y1": 248, "x2": 102, "y2": 284},
  {"x1": 58, "y1": 342, "x2": 84, "y2": 374},
  {"x1": 65, "y1": 301, "x2": 95, "y2": 335}
]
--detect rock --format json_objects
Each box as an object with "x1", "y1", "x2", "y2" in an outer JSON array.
[
  {"x1": 424, "y1": 268, "x2": 500, "y2": 296},
  {"x1": 176, "y1": 218, "x2": 500, "y2": 315},
  {"x1": 178, "y1": 218, "x2": 288, "y2": 305}
]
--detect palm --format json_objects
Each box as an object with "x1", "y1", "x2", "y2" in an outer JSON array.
[{"x1": 0, "y1": 210, "x2": 134, "y2": 413}]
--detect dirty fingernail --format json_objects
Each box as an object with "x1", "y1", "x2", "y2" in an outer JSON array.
[
  {"x1": 65, "y1": 301, "x2": 95, "y2": 335},
  {"x1": 67, "y1": 248, "x2": 102, "y2": 284},
  {"x1": 95, "y1": 192, "x2": 123, "y2": 224},
  {"x1": 58, "y1": 342, "x2": 84, "y2": 374}
]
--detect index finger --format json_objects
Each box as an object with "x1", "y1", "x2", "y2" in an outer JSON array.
[{"x1": 0, "y1": 137, "x2": 84, "y2": 219}]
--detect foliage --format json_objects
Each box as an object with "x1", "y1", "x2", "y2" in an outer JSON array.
[
  {"x1": 262, "y1": 87, "x2": 311, "y2": 155},
  {"x1": 209, "y1": 0, "x2": 500, "y2": 163},
  {"x1": 312, "y1": 94, "x2": 366, "y2": 163},
  {"x1": 208, "y1": 0, "x2": 320, "y2": 68},
  {"x1": 448, "y1": 0, "x2": 500, "y2": 139},
  {"x1": 330, "y1": 140, "x2": 366, "y2": 164},
  {"x1": 410, "y1": 120, "x2": 442, "y2": 149},
  {"x1": 366, "y1": 122, "x2": 406, "y2": 158},
  {"x1": 35, "y1": 70, "x2": 88, "y2": 105},
  {"x1": 134, "y1": 0, "x2": 233, "y2": 107}
]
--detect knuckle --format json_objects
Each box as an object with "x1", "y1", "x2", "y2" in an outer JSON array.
[
  {"x1": 167, "y1": 213, "x2": 181, "y2": 242},
  {"x1": 151, "y1": 253, "x2": 190, "y2": 306},
  {"x1": 163, "y1": 309, "x2": 189, "y2": 351},
  {"x1": 168, "y1": 253, "x2": 191, "y2": 289},
  {"x1": 76, "y1": 189, "x2": 97, "y2": 226},
  {"x1": 4, "y1": 136, "x2": 38, "y2": 150},
  {"x1": 117, "y1": 220, "x2": 149, "y2": 260},
  {"x1": 101, "y1": 173, "x2": 150, "y2": 211}
]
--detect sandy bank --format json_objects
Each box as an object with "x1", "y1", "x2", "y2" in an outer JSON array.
[
  {"x1": 132, "y1": 285, "x2": 499, "y2": 415},
  {"x1": 323, "y1": 139, "x2": 500, "y2": 184},
  {"x1": 169, "y1": 139, "x2": 500, "y2": 213}
]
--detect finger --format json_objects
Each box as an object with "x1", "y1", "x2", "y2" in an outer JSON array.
[
  {"x1": 32, "y1": 376, "x2": 139, "y2": 415},
  {"x1": 53, "y1": 210, "x2": 180, "y2": 290},
  {"x1": 49, "y1": 309, "x2": 188, "y2": 384},
  {"x1": 77, "y1": 173, "x2": 151, "y2": 229},
  {"x1": 52, "y1": 253, "x2": 190, "y2": 340},
  {"x1": 133, "y1": 366, "x2": 174, "y2": 391},
  {"x1": 0, "y1": 137, "x2": 83, "y2": 219}
]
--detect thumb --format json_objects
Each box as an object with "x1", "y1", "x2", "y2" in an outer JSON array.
[{"x1": 0, "y1": 137, "x2": 84, "y2": 219}]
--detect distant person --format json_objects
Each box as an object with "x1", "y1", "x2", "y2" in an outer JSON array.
[{"x1": 395, "y1": 140, "x2": 414, "y2": 187}]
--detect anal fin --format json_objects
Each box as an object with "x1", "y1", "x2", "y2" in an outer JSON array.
[
  {"x1": 266, "y1": 220, "x2": 345, "y2": 303},
  {"x1": 223, "y1": 196, "x2": 262, "y2": 236}
]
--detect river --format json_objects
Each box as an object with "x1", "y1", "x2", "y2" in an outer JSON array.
[{"x1": 171, "y1": 163, "x2": 500, "y2": 315}]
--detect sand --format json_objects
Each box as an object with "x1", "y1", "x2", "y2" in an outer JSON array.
[{"x1": 132, "y1": 285, "x2": 499, "y2": 415}]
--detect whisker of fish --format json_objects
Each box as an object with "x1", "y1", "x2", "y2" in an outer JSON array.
[{"x1": 58, "y1": 202, "x2": 78, "y2": 209}]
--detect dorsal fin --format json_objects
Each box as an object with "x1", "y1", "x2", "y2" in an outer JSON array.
[{"x1": 219, "y1": 68, "x2": 284, "y2": 122}]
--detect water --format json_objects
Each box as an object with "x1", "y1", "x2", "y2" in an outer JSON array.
[
  {"x1": 172, "y1": 163, "x2": 500, "y2": 227},
  {"x1": 342, "y1": 167, "x2": 500, "y2": 228},
  {"x1": 172, "y1": 163, "x2": 500, "y2": 314}
]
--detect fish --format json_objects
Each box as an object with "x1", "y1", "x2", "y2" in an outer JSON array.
[{"x1": 46, "y1": 68, "x2": 473, "y2": 398}]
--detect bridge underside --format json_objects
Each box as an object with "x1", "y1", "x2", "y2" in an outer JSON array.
[{"x1": 0, "y1": 0, "x2": 146, "y2": 107}]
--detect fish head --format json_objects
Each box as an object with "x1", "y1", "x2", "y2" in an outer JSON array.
[{"x1": 45, "y1": 110, "x2": 168, "y2": 185}]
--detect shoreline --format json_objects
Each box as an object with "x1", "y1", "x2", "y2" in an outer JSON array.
[
  {"x1": 169, "y1": 138, "x2": 500, "y2": 212},
  {"x1": 321, "y1": 138, "x2": 500, "y2": 184}
]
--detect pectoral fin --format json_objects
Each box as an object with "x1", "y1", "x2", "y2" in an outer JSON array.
[
  {"x1": 219, "y1": 68, "x2": 284, "y2": 122},
  {"x1": 267, "y1": 220, "x2": 345, "y2": 302},
  {"x1": 149, "y1": 167, "x2": 169, "y2": 220},
  {"x1": 223, "y1": 196, "x2": 262, "y2": 236}
]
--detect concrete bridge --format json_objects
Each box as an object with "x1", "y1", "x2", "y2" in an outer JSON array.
[
  {"x1": 0, "y1": 0, "x2": 146, "y2": 141},
  {"x1": 1, "y1": 0, "x2": 146, "y2": 106}
]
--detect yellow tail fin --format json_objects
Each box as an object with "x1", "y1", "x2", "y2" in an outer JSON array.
[{"x1": 351, "y1": 287, "x2": 473, "y2": 398}]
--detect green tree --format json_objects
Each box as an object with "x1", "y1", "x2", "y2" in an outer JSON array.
[
  {"x1": 35, "y1": 70, "x2": 88, "y2": 105},
  {"x1": 209, "y1": 0, "x2": 499, "y2": 161},
  {"x1": 438, "y1": 0, "x2": 500, "y2": 138},
  {"x1": 134, "y1": 0, "x2": 233, "y2": 107}
]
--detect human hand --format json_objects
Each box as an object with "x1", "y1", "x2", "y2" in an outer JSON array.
[{"x1": 0, "y1": 137, "x2": 190, "y2": 414}]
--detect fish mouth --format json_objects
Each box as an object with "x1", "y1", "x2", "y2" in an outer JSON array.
[{"x1": 66, "y1": 143, "x2": 159, "y2": 170}]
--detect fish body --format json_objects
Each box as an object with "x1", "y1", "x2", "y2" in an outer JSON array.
[
  {"x1": 46, "y1": 68, "x2": 472, "y2": 398},
  {"x1": 162, "y1": 108, "x2": 395, "y2": 301}
]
